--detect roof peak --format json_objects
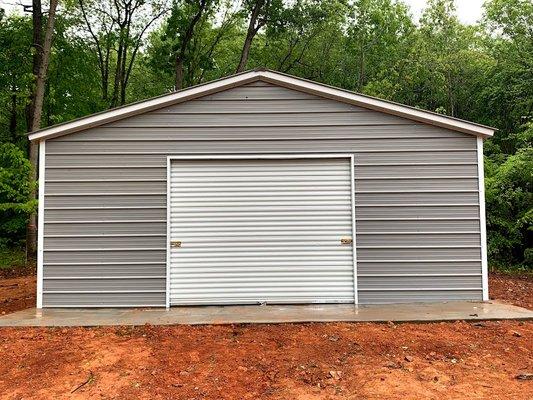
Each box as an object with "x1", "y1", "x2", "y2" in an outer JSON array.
[{"x1": 28, "y1": 69, "x2": 495, "y2": 141}]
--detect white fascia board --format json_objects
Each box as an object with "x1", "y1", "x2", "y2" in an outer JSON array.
[
  {"x1": 28, "y1": 69, "x2": 496, "y2": 141},
  {"x1": 28, "y1": 70, "x2": 260, "y2": 141},
  {"x1": 259, "y1": 71, "x2": 495, "y2": 138}
]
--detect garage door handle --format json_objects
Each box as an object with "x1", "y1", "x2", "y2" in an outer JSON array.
[
  {"x1": 340, "y1": 238, "x2": 352, "y2": 245},
  {"x1": 171, "y1": 241, "x2": 182, "y2": 248}
]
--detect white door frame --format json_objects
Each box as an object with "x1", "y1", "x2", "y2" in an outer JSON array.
[{"x1": 165, "y1": 153, "x2": 358, "y2": 308}]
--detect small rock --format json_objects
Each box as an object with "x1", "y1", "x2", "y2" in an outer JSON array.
[
  {"x1": 329, "y1": 370, "x2": 342, "y2": 380},
  {"x1": 512, "y1": 331, "x2": 522, "y2": 337},
  {"x1": 329, "y1": 335, "x2": 340, "y2": 342},
  {"x1": 405, "y1": 355, "x2": 414, "y2": 362},
  {"x1": 385, "y1": 361, "x2": 398, "y2": 369},
  {"x1": 473, "y1": 322, "x2": 485, "y2": 327},
  {"x1": 516, "y1": 373, "x2": 533, "y2": 381},
  {"x1": 450, "y1": 358, "x2": 458, "y2": 364},
  {"x1": 238, "y1": 366, "x2": 248, "y2": 372}
]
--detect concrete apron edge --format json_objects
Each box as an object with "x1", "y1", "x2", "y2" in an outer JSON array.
[{"x1": 1, "y1": 301, "x2": 532, "y2": 327}]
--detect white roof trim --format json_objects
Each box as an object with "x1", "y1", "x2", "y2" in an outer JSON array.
[{"x1": 28, "y1": 69, "x2": 495, "y2": 141}]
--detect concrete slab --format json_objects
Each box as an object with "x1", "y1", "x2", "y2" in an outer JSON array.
[{"x1": 1, "y1": 301, "x2": 532, "y2": 327}]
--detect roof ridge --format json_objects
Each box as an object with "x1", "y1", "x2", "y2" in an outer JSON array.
[{"x1": 28, "y1": 69, "x2": 495, "y2": 141}]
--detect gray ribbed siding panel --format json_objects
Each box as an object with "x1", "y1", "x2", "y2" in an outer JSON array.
[{"x1": 42, "y1": 81, "x2": 483, "y2": 306}]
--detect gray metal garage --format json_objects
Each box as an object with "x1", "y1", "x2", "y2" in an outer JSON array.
[{"x1": 28, "y1": 69, "x2": 495, "y2": 308}]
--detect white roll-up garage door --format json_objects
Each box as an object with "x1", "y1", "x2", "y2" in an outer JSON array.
[{"x1": 168, "y1": 157, "x2": 355, "y2": 305}]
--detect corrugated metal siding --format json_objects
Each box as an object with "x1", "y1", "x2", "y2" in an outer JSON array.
[
  {"x1": 42, "y1": 81, "x2": 483, "y2": 306},
  {"x1": 169, "y1": 158, "x2": 355, "y2": 305}
]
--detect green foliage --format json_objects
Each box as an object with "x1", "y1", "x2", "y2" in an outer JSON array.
[
  {"x1": 0, "y1": 143, "x2": 37, "y2": 248},
  {"x1": 0, "y1": 0, "x2": 531, "y2": 270},
  {"x1": 0, "y1": 14, "x2": 33, "y2": 146},
  {"x1": 0, "y1": 246, "x2": 26, "y2": 270},
  {"x1": 485, "y1": 140, "x2": 532, "y2": 269}
]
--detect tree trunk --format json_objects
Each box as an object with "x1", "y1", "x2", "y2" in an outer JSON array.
[
  {"x1": 78, "y1": 0, "x2": 109, "y2": 103},
  {"x1": 119, "y1": 42, "x2": 128, "y2": 105},
  {"x1": 26, "y1": 0, "x2": 43, "y2": 130},
  {"x1": 175, "y1": 57, "x2": 184, "y2": 90},
  {"x1": 173, "y1": 0, "x2": 208, "y2": 90},
  {"x1": 236, "y1": 33, "x2": 254, "y2": 73},
  {"x1": 110, "y1": 37, "x2": 124, "y2": 108},
  {"x1": 236, "y1": 0, "x2": 265, "y2": 73},
  {"x1": 26, "y1": 0, "x2": 59, "y2": 265}
]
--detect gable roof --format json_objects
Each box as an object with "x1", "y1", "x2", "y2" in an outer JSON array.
[{"x1": 28, "y1": 68, "x2": 496, "y2": 141}]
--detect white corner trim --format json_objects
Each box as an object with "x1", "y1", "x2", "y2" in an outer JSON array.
[
  {"x1": 28, "y1": 70, "x2": 495, "y2": 141},
  {"x1": 165, "y1": 156, "x2": 171, "y2": 309},
  {"x1": 36, "y1": 140, "x2": 45, "y2": 309},
  {"x1": 350, "y1": 155, "x2": 358, "y2": 305},
  {"x1": 477, "y1": 137, "x2": 489, "y2": 300}
]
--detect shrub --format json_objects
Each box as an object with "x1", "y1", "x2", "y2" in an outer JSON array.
[
  {"x1": 0, "y1": 143, "x2": 37, "y2": 248},
  {"x1": 485, "y1": 146, "x2": 532, "y2": 270}
]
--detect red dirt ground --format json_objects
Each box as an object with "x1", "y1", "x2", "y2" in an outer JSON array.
[
  {"x1": 490, "y1": 272, "x2": 533, "y2": 310},
  {"x1": 0, "y1": 272, "x2": 531, "y2": 399},
  {"x1": 0, "y1": 320, "x2": 531, "y2": 399},
  {"x1": 0, "y1": 276, "x2": 36, "y2": 316}
]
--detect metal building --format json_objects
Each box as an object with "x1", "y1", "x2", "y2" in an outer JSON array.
[{"x1": 28, "y1": 69, "x2": 495, "y2": 308}]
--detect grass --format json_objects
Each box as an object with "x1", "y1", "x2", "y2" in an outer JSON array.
[
  {"x1": 490, "y1": 263, "x2": 532, "y2": 275},
  {"x1": 0, "y1": 247, "x2": 26, "y2": 270}
]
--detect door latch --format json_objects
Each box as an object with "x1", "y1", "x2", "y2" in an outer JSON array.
[
  {"x1": 171, "y1": 240, "x2": 182, "y2": 248},
  {"x1": 340, "y1": 238, "x2": 353, "y2": 245}
]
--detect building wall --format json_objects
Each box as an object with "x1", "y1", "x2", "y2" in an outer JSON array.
[{"x1": 42, "y1": 81, "x2": 483, "y2": 306}]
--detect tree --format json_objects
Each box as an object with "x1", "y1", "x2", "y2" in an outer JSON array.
[
  {"x1": 235, "y1": 0, "x2": 282, "y2": 72},
  {"x1": 75, "y1": 0, "x2": 168, "y2": 107},
  {"x1": 145, "y1": 0, "x2": 239, "y2": 90},
  {"x1": 345, "y1": 0, "x2": 414, "y2": 93},
  {"x1": 26, "y1": 0, "x2": 43, "y2": 129},
  {"x1": 26, "y1": 0, "x2": 59, "y2": 263},
  {"x1": 29, "y1": 0, "x2": 59, "y2": 133},
  {"x1": 257, "y1": 0, "x2": 344, "y2": 74},
  {"x1": 164, "y1": 0, "x2": 213, "y2": 90},
  {"x1": 485, "y1": 134, "x2": 532, "y2": 267},
  {"x1": 0, "y1": 144, "x2": 37, "y2": 249},
  {"x1": 480, "y1": 0, "x2": 533, "y2": 155},
  {"x1": 44, "y1": 13, "x2": 103, "y2": 125},
  {"x1": 0, "y1": 15, "x2": 33, "y2": 144}
]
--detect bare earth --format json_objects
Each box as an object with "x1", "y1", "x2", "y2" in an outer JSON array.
[
  {"x1": 490, "y1": 272, "x2": 533, "y2": 310},
  {"x1": 0, "y1": 273, "x2": 531, "y2": 399},
  {"x1": 0, "y1": 276, "x2": 36, "y2": 316}
]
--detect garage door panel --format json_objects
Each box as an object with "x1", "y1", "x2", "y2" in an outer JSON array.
[{"x1": 169, "y1": 158, "x2": 355, "y2": 305}]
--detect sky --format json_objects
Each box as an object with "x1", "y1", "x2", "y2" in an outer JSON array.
[
  {"x1": 2, "y1": 0, "x2": 486, "y2": 25},
  {"x1": 405, "y1": 0, "x2": 485, "y2": 25}
]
